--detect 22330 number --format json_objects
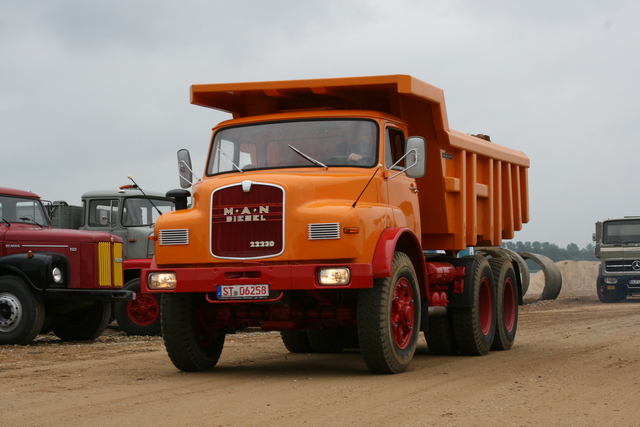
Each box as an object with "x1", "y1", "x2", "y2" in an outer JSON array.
[{"x1": 250, "y1": 240, "x2": 275, "y2": 248}]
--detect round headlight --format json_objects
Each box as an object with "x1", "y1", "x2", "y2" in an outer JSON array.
[{"x1": 52, "y1": 267, "x2": 63, "y2": 284}]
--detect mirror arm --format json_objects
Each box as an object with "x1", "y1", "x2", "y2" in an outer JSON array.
[{"x1": 386, "y1": 148, "x2": 419, "y2": 181}]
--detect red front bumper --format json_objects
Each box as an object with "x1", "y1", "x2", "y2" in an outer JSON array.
[{"x1": 142, "y1": 263, "x2": 374, "y2": 293}]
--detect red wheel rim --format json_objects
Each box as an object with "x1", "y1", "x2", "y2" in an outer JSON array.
[
  {"x1": 127, "y1": 294, "x2": 160, "y2": 326},
  {"x1": 391, "y1": 277, "x2": 415, "y2": 350},
  {"x1": 479, "y1": 276, "x2": 493, "y2": 336},
  {"x1": 503, "y1": 277, "x2": 516, "y2": 332}
]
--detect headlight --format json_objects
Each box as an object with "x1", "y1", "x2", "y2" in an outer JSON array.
[
  {"x1": 52, "y1": 267, "x2": 63, "y2": 284},
  {"x1": 318, "y1": 267, "x2": 350, "y2": 286},
  {"x1": 604, "y1": 277, "x2": 618, "y2": 284},
  {"x1": 148, "y1": 272, "x2": 177, "y2": 290}
]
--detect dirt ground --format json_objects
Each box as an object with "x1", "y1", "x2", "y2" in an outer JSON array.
[{"x1": 3, "y1": 261, "x2": 640, "y2": 427}]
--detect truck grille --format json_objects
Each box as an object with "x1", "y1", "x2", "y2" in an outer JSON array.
[
  {"x1": 98, "y1": 242, "x2": 124, "y2": 287},
  {"x1": 211, "y1": 182, "x2": 284, "y2": 259},
  {"x1": 605, "y1": 259, "x2": 640, "y2": 273},
  {"x1": 159, "y1": 229, "x2": 190, "y2": 245},
  {"x1": 308, "y1": 223, "x2": 340, "y2": 240}
]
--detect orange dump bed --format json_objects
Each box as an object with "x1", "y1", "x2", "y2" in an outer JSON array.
[{"x1": 191, "y1": 75, "x2": 529, "y2": 250}]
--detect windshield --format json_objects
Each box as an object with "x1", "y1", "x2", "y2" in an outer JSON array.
[
  {"x1": 207, "y1": 119, "x2": 378, "y2": 175},
  {"x1": 0, "y1": 195, "x2": 48, "y2": 226},
  {"x1": 122, "y1": 198, "x2": 175, "y2": 227},
  {"x1": 603, "y1": 219, "x2": 640, "y2": 244}
]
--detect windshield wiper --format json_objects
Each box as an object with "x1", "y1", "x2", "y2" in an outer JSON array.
[
  {"x1": 0, "y1": 216, "x2": 10, "y2": 227},
  {"x1": 19, "y1": 217, "x2": 44, "y2": 228},
  {"x1": 287, "y1": 145, "x2": 327, "y2": 169},
  {"x1": 218, "y1": 146, "x2": 244, "y2": 173}
]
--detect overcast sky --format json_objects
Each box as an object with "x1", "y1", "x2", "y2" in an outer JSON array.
[{"x1": 2, "y1": 1, "x2": 639, "y2": 248}]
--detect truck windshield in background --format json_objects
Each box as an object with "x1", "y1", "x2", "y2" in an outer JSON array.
[
  {"x1": 0, "y1": 195, "x2": 48, "y2": 226},
  {"x1": 603, "y1": 219, "x2": 640, "y2": 244},
  {"x1": 207, "y1": 119, "x2": 378, "y2": 175},
  {"x1": 88, "y1": 198, "x2": 175, "y2": 227}
]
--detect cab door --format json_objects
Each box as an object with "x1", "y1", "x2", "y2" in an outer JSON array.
[{"x1": 384, "y1": 127, "x2": 421, "y2": 236}]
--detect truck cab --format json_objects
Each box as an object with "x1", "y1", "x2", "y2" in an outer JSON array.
[{"x1": 594, "y1": 217, "x2": 640, "y2": 302}]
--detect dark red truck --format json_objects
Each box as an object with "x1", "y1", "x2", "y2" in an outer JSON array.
[{"x1": 0, "y1": 187, "x2": 134, "y2": 345}]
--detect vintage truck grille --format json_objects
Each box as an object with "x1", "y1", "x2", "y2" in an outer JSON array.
[
  {"x1": 308, "y1": 223, "x2": 340, "y2": 240},
  {"x1": 605, "y1": 259, "x2": 640, "y2": 273},
  {"x1": 159, "y1": 229, "x2": 190, "y2": 245},
  {"x1": 211, "y1": 182, "x2": 284, "y2": 259},
  {"x1": 98, "y1": 241, "x2": 123, "y2": 287}
]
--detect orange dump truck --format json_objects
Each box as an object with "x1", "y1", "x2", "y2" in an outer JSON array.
[{"x1": 142, "y1": 75, "x2": 530, "y2": 374}]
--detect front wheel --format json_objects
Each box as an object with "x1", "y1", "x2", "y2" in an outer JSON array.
[
  {"x1": 161, "y1": 293, "x2": 225, "y2": 372},
  {"x1": 0, "y1": 276, "x2": 45, "y2": 345},
  {"x1": 51, "y1": 301, "x2": 111, "y2": 341},
  {"x1": 114, "y1": 278, "x2": 161, "y2": 336},
  {"x1": 596, "y1": 275, "x2": 617, "y2": 303},
  {"x1": 358, "y1": 252, "x2": 421, "y2": 374}
]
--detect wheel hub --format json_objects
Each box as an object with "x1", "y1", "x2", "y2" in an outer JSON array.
[
  {"x1": 391, "y1": 278, "x2": 415, "y2": 349},
  {"x1": 0, "y1": 293, "x2": 22, "y2": 332}
]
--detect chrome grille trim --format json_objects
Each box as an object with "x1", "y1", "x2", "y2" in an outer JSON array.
[
  {"x1": 308, "y1": 223, "x2": 340, "y2": 240},
  {"x1": 605, "y1": 258, "x2": 640, "y2": 273},
  {"x1": 159, "y1": 229, "x2": 189, "y2": 245}
]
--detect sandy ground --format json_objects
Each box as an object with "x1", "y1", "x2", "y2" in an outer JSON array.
[{"x1": 2, "y1": 261, "x2": 640, "y2": 427}]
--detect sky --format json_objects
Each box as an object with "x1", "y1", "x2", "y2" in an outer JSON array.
[{"x1": 1, "y1": 0, "x2": 639, "y2": 249}]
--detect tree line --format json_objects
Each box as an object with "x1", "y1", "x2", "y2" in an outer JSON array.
[{"x1": 501, "y1": 241, "x2": 597, "y2": 262}]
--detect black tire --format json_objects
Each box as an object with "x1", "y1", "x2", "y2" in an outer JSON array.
[
  {"x1": 280, "y1": 331, "x2": 314, "y2": 353},
  {"x1": 51, "y1": 301, "x2": 111, "y2": 341},
  {"x1": 489, "y1": 258, "x2": 519, "y2": 351},
  {"x1": 425, "y1": 314, "x2": 459, "y2": 355},
  {"x1": 358, "y1": 252, "x2": 421, "y2": 374},
  {"x1": 596, "y1": 275, "x2": 617, "y2": 303},
  {"x1": 0, "y1": 276, "x2": 45, "y2": 345},
  {"x1": 307, "y1": 328, "x2": 348, "y2": 353},
  {"x1": 451, "y1": 256, "x2": 496, "y2": 356},
  {"x1": 161, "y1": 293, "x2": 225, "y2": 372},
  {"x1": 114, "y1": 278, "x2": 161, "y2": 336}
]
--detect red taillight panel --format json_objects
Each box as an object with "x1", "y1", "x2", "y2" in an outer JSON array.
[{"x1": 211, "y1": 182, "x2": 284, "y2": 258}]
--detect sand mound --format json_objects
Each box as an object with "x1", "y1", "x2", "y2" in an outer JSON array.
[{"x1": 526, "y1": 260, "x2": 599, "y2": 298}]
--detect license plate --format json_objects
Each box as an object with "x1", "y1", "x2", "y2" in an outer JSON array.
[
  {"x1": 216, "y1": 284, "x2": 270, "y2": 300},
  {"x1": 630, "y1": 280, "x2": 640, "y2": 285}
]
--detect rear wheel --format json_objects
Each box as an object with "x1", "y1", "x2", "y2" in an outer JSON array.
[
  {"x1": 114, "y1": 278, "x2": 161, "y2": 336},
  {"x1": 358, "y1": 252, "x2": 421, "y2": 374},
  {"x1": 489, "y1": 258, "x2": 519, "y2": 351},
  {"x1": 161, "y1": 293, "x2": 225, "y2": 372},
  {"x1": 451, "y1": 256, "x2": 496, "y2": 356},
  {"x1": 51, "y1": 301, "x2": 110, "y2": 341},
  {"x1": 0, "y1": 276, "x2": 45, "y2": 345},
  {"x1": 280, "y1": 331, "x2": 314, "y2": 353},
  {"x1": 425, "y1": 313, "x2": 458, "y2": 355},
  {"x1": 307, "y1": 328, "x2": 348, "y2": 353}
]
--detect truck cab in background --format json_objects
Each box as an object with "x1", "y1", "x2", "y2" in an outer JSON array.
[
  {"x1": 0, "y1": 187, "x2": 133, "y2": 345},
  {"x1": 50, "y1": 187, "x2": 175, "y2": 335},
  {"x1": 594, "y1": 217, "x2": 640, "y2": 302}
]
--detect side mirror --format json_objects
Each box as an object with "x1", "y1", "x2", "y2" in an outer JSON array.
[
  {"x1": 405, "y1": 137, "x2": 426, "y2": 179},
  {"x1": 177, "y1": 149, "x2": 193, "y2": 189}
]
